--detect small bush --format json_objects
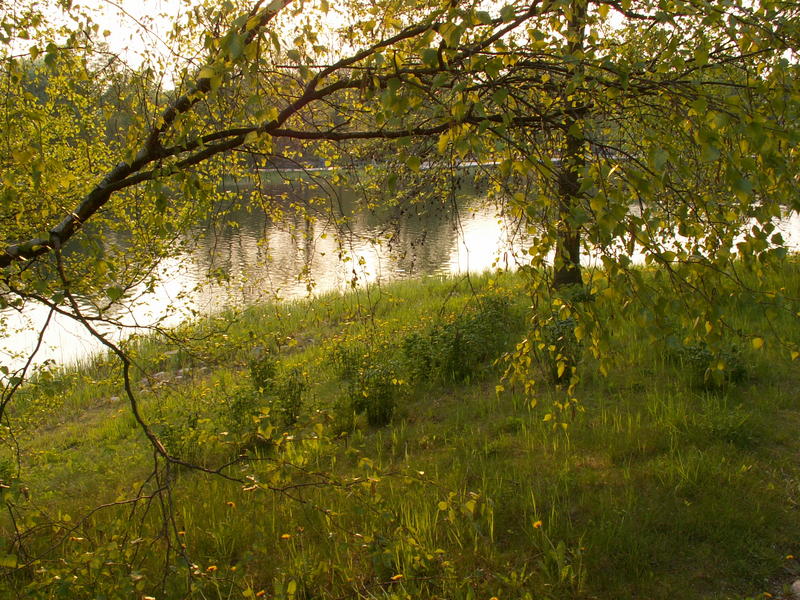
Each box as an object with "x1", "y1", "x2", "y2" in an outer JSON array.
[
  {"x1": 353, "y1": 364, "x2": 398, "y2": 427},
  {"x1": 403, "y1": 296, "x2": 515, "y2": 384},
  {"x1": 689, "y1": 399, "x2": 757, "y2": 448},
  {"x1": 274, "y1": 366, "x2": 308, "y2": 426},
  {"x1": 327, "y1": 343, "x2": 399, "y2": 427},
  {"x1": 668, "y1": 340, "x2": 748, "y2": 388},
  {"x1": 248, "y1": 351, "x2": 308, "y2": 426},
  {"x1": 249, "y1": 351, "x2": 278, "y2": 394},
  {"x1": 328, "y1": 343, "x2": 366, "y2": 384}
]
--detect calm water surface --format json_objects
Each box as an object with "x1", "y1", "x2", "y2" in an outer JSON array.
[
  {"x1": 0, "y1": 187, "x2": 531, "y2": 368},
  {"x1": 2, "y1": 180, "x2": 798, "y2": 369}
]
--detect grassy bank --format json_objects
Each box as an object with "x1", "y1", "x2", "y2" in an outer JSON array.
[{"x1": 1, "y1": 267, "x2": 799, "y2": 600}]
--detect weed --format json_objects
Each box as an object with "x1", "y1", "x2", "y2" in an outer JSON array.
[
  {"x1": 249, "y1": 351, "x2": 279, "y2": 394},
  {"x1": 402, "y1": 296, "x2": 516, "y2": 384},
  {"x1": 273, "y1": 366, "x2": 308, "y2": 426},
  {"x1": 667, "y1": 338, "x2": 749, "y2": 388}
]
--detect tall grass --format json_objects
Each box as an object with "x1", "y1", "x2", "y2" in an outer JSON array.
[{"x1": 1, "y1": 264, "x2": 799, "y2": 599}]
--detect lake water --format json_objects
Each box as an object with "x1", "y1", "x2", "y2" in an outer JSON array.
[
  {"x1": 0, "y1": 181, "x2": 533, "y2": 368},
  {"x1": 2, "y1": 176, "x2": 799, "y2": 370}
]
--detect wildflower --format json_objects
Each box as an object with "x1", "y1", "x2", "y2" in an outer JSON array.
[
  {"x1": 256, "y1": 591, "x2": 266, "y2": 598},
  {"x1": 280, "y1": 533, "x2": 291, "y2": 540},
  {"x1": 787, "y1": 555, "x2": 795, "y2": 560},
  {"x1": 226, "y1": 501, "x2": 236, "y2": 508},
  {"x1": 390, "y1": 574, "x2": 403, "y2": 581},
  {"x1": 532, "y1": 520, "x2": 543, "y2": 529},
  {"x1": 207, "y1": 565, "x2": 218, "y2": 572}
]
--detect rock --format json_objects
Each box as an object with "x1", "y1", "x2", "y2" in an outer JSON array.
[{"x1": 791, "y1": 579, "x2": 800, "y2": 599}]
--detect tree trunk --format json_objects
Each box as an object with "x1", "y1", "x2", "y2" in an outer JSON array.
[{"x1": 553, "y1": 0, "x2": 587, "y2": 291}]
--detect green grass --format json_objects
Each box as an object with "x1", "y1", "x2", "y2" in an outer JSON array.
[{"x1": 1, "y1": 266, "x2": 800, "y2": 600}]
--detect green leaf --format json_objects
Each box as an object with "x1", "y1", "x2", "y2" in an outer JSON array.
[
  {"x1": 694, "y1": 47, "x2": 709, "y2": 66},
  {"x1": 225, "y1": 33, "x2": 245, "y2": 59},
  {"x1": 492, "y1": 89, "x2": 508, "y2": 105},
  {"x1": 701, "y1": 142, "x2": 720, "y2": 162},
  {"x1": 406, "y1": 156, "x2": 421, "y2": 172},
  {"x1": 106, "y1": 286, "x2": 124, "y2": 302},
  {"x1": 421, "y1": 48, "x2": 439, "y2": 68}
]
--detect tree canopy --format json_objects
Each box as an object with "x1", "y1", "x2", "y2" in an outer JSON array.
[
  {"x1": 2, "y1": 0, "x2": 798, "y2": 398},
  {"x1": 1, "y1": 0, "x2": 799, "y2": 595}
]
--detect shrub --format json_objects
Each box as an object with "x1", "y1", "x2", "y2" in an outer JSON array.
[
  {"x1": 403, "y1": 296, "x2": 515, "y2": 384},
  {"x1": 667, "y1": 339, "x2": 748, "y2": 388},
  {"x1": 353, "y1": 363, "x2": 398, "y2": 427},
  {"x1": 248, "y1": 351, "x2": 308, "y2": 426},
  {"x1": 327, "y1": 343, "x2": 399, "y2": 427},
  {"x1": 274, "y1": 366, "x2": 308, "y2": 426},
  {"x1": 249, "y1": 351, "x2": 278, "y2": 394}
]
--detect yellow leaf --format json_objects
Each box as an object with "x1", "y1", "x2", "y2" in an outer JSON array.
[
  {"x1": 198, "y1": 66, "x2": 216, "y2": 80},
  {"x1": 791, "y1": 351, "x2": 798, "y2": 361},
  {"x1": 437, "y1": 132, "x2": 449, "y2": 154}
]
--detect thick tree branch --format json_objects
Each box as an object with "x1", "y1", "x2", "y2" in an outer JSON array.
[{"x1": 0, "y1": 0, "x2": 294, "y2": 269}]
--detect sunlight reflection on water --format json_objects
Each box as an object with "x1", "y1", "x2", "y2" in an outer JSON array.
[{"x1": 1, "y1": 199, "x2": 797, "y2": 370}]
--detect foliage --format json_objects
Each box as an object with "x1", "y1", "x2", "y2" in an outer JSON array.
[
  {"x1": 402, "y1": 295, "x2": 518, "y2": 384},
  {"x1": 0, "y1": 270, "x2": 797, "y2": 599},
  {"x1": 667, "y1": 339, "x2": 750, "y2": 389},
  {"x1": 1, "y1": 0, "x2": 800, "y2": 595},
  {"x1": 329, "y1": 343, "x2": 401, "y2": 427},
  {"x1": 536, "y1": 315, "x2": 581, "y2": 384}
]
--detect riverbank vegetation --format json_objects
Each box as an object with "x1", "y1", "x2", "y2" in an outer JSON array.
[
  {"x1": 3, "y1": 0, "x2": 800, "y2": 596},
  {"x1": 2, "y1": 264, "x2": 799, "y2": 599}
]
